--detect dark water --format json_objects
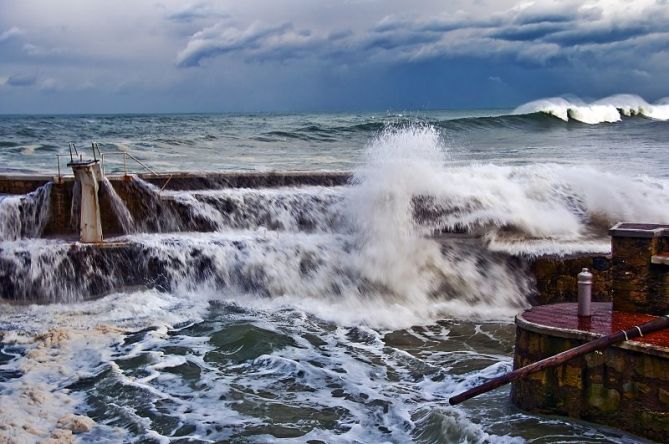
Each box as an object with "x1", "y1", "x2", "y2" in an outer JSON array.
[
  {"x1": 0, "y1": 105, "x2": 667, "y2": 442},
  {"x1": 1, "y1": 109, "x2": 668, "y2": 177}
]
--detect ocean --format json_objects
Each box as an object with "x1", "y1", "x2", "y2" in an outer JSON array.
[{"x1": 1, "y1": 95, "x2": 668, "y2": 443}]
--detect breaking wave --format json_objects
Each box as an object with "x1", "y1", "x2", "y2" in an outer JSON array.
[{"x1": 514, "y1": 94, "x2": 669, "y2": 124}]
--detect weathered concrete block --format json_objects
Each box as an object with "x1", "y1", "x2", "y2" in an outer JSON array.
[
  {"x1": 529, "y1": 255, "x2": 611, "y2": 305},
  {"x1": 587, "y1": 383, "x2": 621, "y2": 413},
  {"x1": 658, "y1": 388, "x2": 669, "y2": 406},
  {"x1": 610, "y1": 223, "x2": 669, "y2": 314},
  {"x1": 559, "y1": 365, "x2": 583, "y2": 389}
]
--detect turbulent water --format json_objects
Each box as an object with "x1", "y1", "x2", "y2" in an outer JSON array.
[{"x1": 1, "y1": 96, "x2": 668, "y2": 443}]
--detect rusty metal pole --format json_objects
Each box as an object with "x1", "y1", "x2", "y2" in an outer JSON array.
[{"x1": 448, "y1": 315, "x2": 669, "y2": 405}]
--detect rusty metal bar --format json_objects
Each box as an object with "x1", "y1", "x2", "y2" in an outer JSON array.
[{"x1": 448, "y1": 315, "x2": 669, "y2": 405}]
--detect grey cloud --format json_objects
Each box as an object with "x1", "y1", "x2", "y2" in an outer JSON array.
[
  {"x1": 361, "y1": 30, "x2": 441, "y2": 51},
  {"x1": 328, "y1": 29, "x2": 353, "y2": 40},
  {"x1": 176, "y1": 22, "x2": 318, "y2": 67},
  {"x1": 0, "y1": 27, "x2": 23, "y2": 43},
  {"x1": 488, "y1": 75, "x2": 506, "y2": 85},
  {"x1": 511, "y1": 2, "x2": 602, "y2": 25},
  {"x1": 513, "y1": 12, "x2": 576, "y2": 24},
  {"x1": 490, "y1": 22, "x2": 568, "y2": 41},
  {"x1": 418, "y1": 17, "x2": 503, "y2": 33},
  {"x1": 2, "y1": 0, "x2": 667, "y2": 112},
  {"x1": 22, "y1": 43, "x2": 66, "y2": 56},
  {"x1": 177, "y1": 1, "x2": 666, "y2": 70},
  {"x1": 373, "y1": 14, "x2": 502, "y2": 34},
  {"x1": 166, "y1": 3, "x2": 229, "y2": 23},
  {"x1": 7, "y1": 73, "x2": 37, "y2": 87},
  {"x1": 174, "y1": 10, "x2": 550, "y2": 70},
  {"x1": 373, "y1": 16, "x2": 413, "y2": 33},
  {"x1": 492, "y1": 3, "x2": 669, "y2": 50},
  {"x1": 546, "y1": 26, "x2": 652, "y2": 46}
]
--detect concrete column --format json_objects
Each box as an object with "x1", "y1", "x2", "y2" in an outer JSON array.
[
  {"x1": 68, "y1": 160, "x2": 104, "y2": 243},
  {"x1": 609, "y1": 223, "x2": 669, "y2": 314}
]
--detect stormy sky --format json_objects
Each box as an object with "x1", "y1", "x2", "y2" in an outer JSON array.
[{"x1": 0, "y1": 0, "x2": 667, "y2": 113}]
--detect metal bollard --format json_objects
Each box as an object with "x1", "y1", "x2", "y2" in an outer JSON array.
[{"x1": 578, "y1": 268, "x2": 593, "y2": 317}]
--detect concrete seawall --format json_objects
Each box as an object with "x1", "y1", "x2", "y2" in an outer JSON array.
[
  {"x1": 0, "y1": 172, "x2": 352, "y2": 237},
  {"x1": 0, "y1": 172, "x2": 352, "y2": 195},
  {"x1": 0, "y1": 171, "x2": 613, "y2": 305}
]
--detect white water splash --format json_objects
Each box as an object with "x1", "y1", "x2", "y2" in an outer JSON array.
[{"x1": 424, "y1": 163, "x2": 669, "y2": 241}]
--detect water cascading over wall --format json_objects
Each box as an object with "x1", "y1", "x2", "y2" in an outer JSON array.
[{"x1": 0, "y1": 183, "x2": 53, "y2": 241}]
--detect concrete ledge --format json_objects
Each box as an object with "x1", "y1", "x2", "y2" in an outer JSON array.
[
  {"x1": 609, "y1": 222, "x2": 669, "y2": 238},
  {"x1": 134, "y1": 171, "x2": 352, "y2": 190},
  {"x1": 0, "y1": 171, "x2": 353, "y2": 198},
  {"x1": 651, "y1": 253, "x2": 669, "y2": 266}
]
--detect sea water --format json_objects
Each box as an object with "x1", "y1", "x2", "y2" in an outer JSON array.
[{"x1": 1, "y1": 95, "x2": 667, "y2": 442}]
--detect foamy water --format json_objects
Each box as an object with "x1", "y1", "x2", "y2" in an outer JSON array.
[{"x1": 0, "y1": 123, "x2": 663, "y2": 442}]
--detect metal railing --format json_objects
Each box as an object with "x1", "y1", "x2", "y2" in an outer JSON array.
[
  {"x1": 56, "y1": 142, "x2": 172, "y2": 190},
  {"x1": 99, "y1": 151, "x2": 158, "y2": 176}
]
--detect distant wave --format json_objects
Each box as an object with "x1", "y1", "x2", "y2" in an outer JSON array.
[{"x1": 513, "y1": 94, "x2": 669, "y2": 124}]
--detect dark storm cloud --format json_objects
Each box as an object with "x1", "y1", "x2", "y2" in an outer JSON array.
[
  {"x1": 546, "y1": 26, "x2": 653, "y2": 46},
  {"x1": 1, "y1": 0, "x2": 668, "y2": 113},
  {"x1": 177, "y1": 3, "x2": 657, "y2": 68}
]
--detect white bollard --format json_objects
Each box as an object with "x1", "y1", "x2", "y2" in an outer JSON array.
[{"x1": 578, "y1": 268, "x2": 593, "y2": 317}]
